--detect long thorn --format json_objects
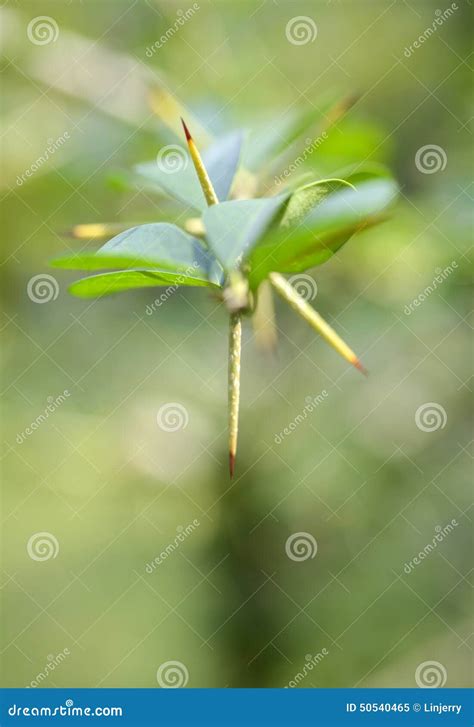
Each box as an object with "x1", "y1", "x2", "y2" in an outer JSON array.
[
  {"x1": 269, "y1": 272, "x2": 367, "y2": 375},
  {"x1": 228, "y1": 312, "x2": 242, "y2": 478},
  {"x1": 181, "y1": 119, "x2": 243, "y2": 476},
  {"x1": 181, "y1": 118, "x2": 218, "y2": 206}
]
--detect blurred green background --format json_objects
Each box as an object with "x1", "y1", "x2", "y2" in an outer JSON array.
[{"x1": 1, "y1": 0, "x2": 472, "y2": 689}]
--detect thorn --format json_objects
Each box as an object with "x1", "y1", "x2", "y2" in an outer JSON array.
[
  {"x1": 229, "y1": 451, "x2": 236, "y2": 479},
  {"x1": 180, "y1": 117, "x2": 192, "y2": 141},
  {"x1": 269, "y1": 272, "x2": 368, "y2": 376},
  {"x1": 228, "y1": 313, "x2": 241, "y2": 481},
  {"x1": 352, "y1": 357, "x2": 368, "y2": 377},
  {"x1": 180, "y1": 116, "x2": 219, "y2": 206}
]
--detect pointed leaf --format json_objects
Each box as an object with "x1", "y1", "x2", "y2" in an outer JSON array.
[
  {"x1": 248, "y1": 178, "x2": 398, "y2": 285},
  {"x1": 69, "y1": 268, "x2": 218, "y2": 299},
  {"x1": 51, "y1": 223, "x2": 223, "y2": 284},
  {"x1": 203, "y1": 195, "x2": 289, "y2": 271},
  {"x1": 134, "y1": 132, "x2": 243, "y2": 211}
]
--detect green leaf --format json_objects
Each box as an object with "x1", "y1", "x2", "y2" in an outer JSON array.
[
  {"x1": 203, "y1": 195, "x2": 289, "y2": 271},
  {"x1": 134, "y1": 131, "x2": 243, "y2": 211},
  {"x1": 203, "y1": 131, "x2": 243, "y2": 202},
  {"x1": 279, "y1": 178, "x2": 355, "y2": 228},
  {"x1": 68, "y1": 269, "x2": 218, "y2": 299},
  {"x1": 248, "y1": 178, "x2": 398, "y2": 285},
  {"x1": 51, "y1": 223, "x2": 223, "y2": 284}
]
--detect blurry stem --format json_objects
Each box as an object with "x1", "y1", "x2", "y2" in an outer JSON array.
[
  {"x1": 318, "y1": 92, "x2": 360, "y2": 136},
  {"x1": 269, "y1": 272, "x2": 367, "y2": 375},
  {"x1": 228, "y1": 313, "x2": 242, "y2": 479},
  {"x1": 252, "y1": 280, "x2": 278, "y2": 355}
]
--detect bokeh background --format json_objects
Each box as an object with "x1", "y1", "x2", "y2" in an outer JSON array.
[{"x1": 1, "y1": 0, "x2": 472, "y2": 689}]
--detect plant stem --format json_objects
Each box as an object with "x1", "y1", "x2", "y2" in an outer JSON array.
[
  {"x1": 269, "y1": 272, "x2": 367, "y2": 374},
  {"x1": 182, "y1": 118, "x2": 243, "y2": 476},
  {"x1": 228, "y1": 312, "x2": 242, "y2": 478},
  {"x1": 252, "y1": 279, "x2": 278, "y2": 355}
]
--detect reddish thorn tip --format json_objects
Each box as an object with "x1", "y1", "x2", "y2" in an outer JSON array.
[
  {"x1": 229, "y1": 451, "x2": 236, "y2": 479},
  {"x1": 180, "y1": 117, "x2": 192, "y2": 141},
  {"x1": 354, "y1": 358, "x2": 368, "y2": 377}
]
